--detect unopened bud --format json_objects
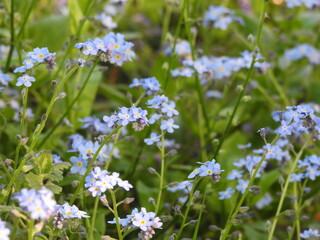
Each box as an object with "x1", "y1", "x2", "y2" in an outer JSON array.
[
  {"x1": 239, "y1": 206, "x2": 250, "y2": 213},
  {"x1": 230, "y1": 219, "x2": 243, "y2": 226},
  {"x1": 5, "y1": 159, "x2": 13, "y2": 166},
  {"x1": 148, "y1": 167, "x2": 157, "y2": 175},
  {"x1": 100, "y1": 195, "x2": 109, "y2": 207},
  {"x1": 249, "y1": 185, "x2": 260, "y2": 195},
  {"x1": 51, "y1": 80, "x2": 57, "y2": 86},
  {"x1": 148, "y1": 198, "x2": 155, "y2": 205},
  {"x1": 188, "y1": 220, "x2": 197, "y2": 225},
  {"x1": 71, "y1": 180, "x2": 79, "y2": 187},
  {"x1": 20, "y1": 137, "x2": 29, "y2": 145},
  {"x1": 58, "y1": 92, "x2": 67, "y2": 99},
  {"x1": 193, "y1": 190, "x2": 200, "y2": 198},
  {"x1": 41, "y1": 114, "x2": 47, "y2": 121},
  {"x1": 209, "y1": 225, "x2": 220, "y2": 231},
  {"x1": 247, "y1": 34, "x2": 255, "y2": 45},
  {"x1": 172, "y1": 205, "x2": 181, "y2": 215},
  {"x1": 123, "y1": 198, "x2": 135, "y2": 204}
]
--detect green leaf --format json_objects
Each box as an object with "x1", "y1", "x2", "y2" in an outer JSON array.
[
  {"x1": 35, "y1": 151, "x2": 53, "y2": 174},
  {"x1": 68, "y1": 0, "x2": 83, "y2": 35},
  {"x1": 52, "y1": 162, "x2": 71, "y2": 171},
  {"x1": 45, "y1": 182, "x2": 62, "y2": 194},
  {"x1": 25, "y1": 172, "x2": 43, "y2": 189},
  {"x1": 0, "y1": 205, "x2": 22, "y2": 212},
  {"x1": 34, "y1": 235, "x2": 49, "y2": 240},
  {"x1": 47, "y1": 170, "x2": 63, "y2": 182}
]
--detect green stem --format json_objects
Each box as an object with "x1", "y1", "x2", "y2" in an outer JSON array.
[
  {"x1": 155, "y1": 131, "x2": 165, "y2": 214},
  {"x1": 293, "y1": 181, "x2": 301, "y2": 240},
  {"x1": 220, "y1": 134, "x2": 280, "y2": 240},
  {"x1": 4, "y1": 0, "x2": 15, "y2": 73},
  {"x1": 176, "y1": 183, "x2": 196, "y2": 240},
  {"x1": 27, "y1": 219, "x2": 34, "y2": 240},
  {"x1": 109, "y1": 189, "x2": 123, "y2": 240},
  {"x1": 213, "y1": 1, "x2": 267, "y2": 159},
  {"x1": 53, "y1": 0, "x2": 96, "y2": 80},
  {"x1": 161, "y1": 4, "x2": 172, "y2": 45},
  {"x1": 267, "y1": 70, "x2": 290, "y2": 106},
  {"x1": 105, "y1": 127, "x2": 122, "y2": 170},
  {"x1": 192, "y1": 182, "x2": 208, "y2": 240},
  {"x1": 89, "y1": 196, "x2": 100, "y2": 240},
  {"x1": 0, "y1": 66, "x2": 78, "y2": 204},
  {"x1": 38, "y1": 61, "x2": 97, "y2": 149},
  {"x1": 267, "y1": 139, "x2": 310, "y2": 240},
  {"x1": 163, "y1": 0, "x2": 186, "y2": 90},
  {"x1": 14, "y1": 87, "x2": 28, "y2": 169},
  {"x1": 69, "y1": 126, "x2": 121, "y2": 205},
  {"x1": 17, "y1": 0, "x2": 36, "y2": 39}
]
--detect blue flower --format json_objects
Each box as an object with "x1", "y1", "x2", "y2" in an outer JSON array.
[
  {"x1": 161, "y1": 101, "x2": 179, "y2": 117},
  {"x1": 16, "y1": 74, "x2": 36, "y2": 87},
  {"x1": 0, "y1": 70, "x2": 12, "y2": 87},
  {"x1": 23, "y1": 58, "x2": 35, "y2": 69},
  {"x1": 70, "y1": 156, "x2": 87, "y2": 175},
  {"x1": 227, "y1": 169, "x2": 243, "y2": 180},
  {"x1": 83, "y1": 40, "x2": 99, "y2": 55},
  {"x1": 300, "y1": 228, "x2": 320, "y2": 239},
  {"x1": 160, "y1": 118, "x2": 179, "y2": 133},
  {"x1": 95, "y1": 13, "x2": 117, "y2": 29},
  {"x1": 218, "y1": 187, "x2": 235, "y2": 200},
  {"x1": 13, "y1": 66, "x2": 27, "y2": 73},
  {"x1": 144, "y1": 132, "x2": 161, "y2": 145},
  {"x1": 236, "y1": 179, "x2": 249, "y2": 194}
]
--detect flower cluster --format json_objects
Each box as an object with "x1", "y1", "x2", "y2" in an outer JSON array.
[
  {"x1": 285, "y1": 0, "x2": 320, "y2": 9},
  {"x1": 75, "y1": 32, "x2": 135, "y2": 66},
  {"x1": 203, "y1": 5, "x2": 244, "y2": 30},
  {"x1": 171, "y1": 50, "x2": 270, "y2": 83},
  {"x1": 103, "y1": 105, "x2": 148, "y2": 131},
  {"x1": 85, "y1": 167, "x2": 132, "y2": 197},
  {"x1": 300, "y1": 228, "x2": 320, "y2": 239},
  {"x1": 129, "y1": 77, "x2": 161, "y2": 96},
  {"x1": 14, "y1": 188, "x2": 57, "y2": 220},
  {"x1": 14, "y1": 47, "x2": 56, "y2": 87},
  {"x1": 69, "y1": 134, "x2": 120, "y2": 175},
  {"x1": 273, "y1": 104, "x2": 320, "y2": 138},
  {"x1": 108, "y1": 207, "x2": 162, "y2": 239},
  {"x1": 291, "y1": 155, "x2": 320, "y2": 182},
  {"x1": 58, "y1": 202, "x2": 89, "y2": 219},
  {"x1": 188, "y1": 159, "x2": 223, "y2": 182},
  {"x1": 285, "y1": 44, "x2": 320, "y2": 65},
  {"x1": 79, "y1": 116, "x2": 112, "y2": 134},
  {"x1": 0, "y1": 70, "x2": 12, "y2": 91},
  {"x1": 0, "y1": 219, "x2": 10, "y2": 240}
]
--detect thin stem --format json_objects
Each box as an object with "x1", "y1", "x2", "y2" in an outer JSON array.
[
  {"x1": 89, "y1": 196, "x2": 100, "y2": 240},
  {"x1": 163, "y1": 0, "x2": 186, "y2": 90},
  {"x1": 4, "y1": 0, "x2": 15, "y2": 72},
  {"x1": 293, "y1": 181, "x2": 301, "y2": 240},
  {"x1": 155, "y1": 131, "x2": 165, "y2": 214},
  {"x1": 267, "y1": 139, "x2": 310, "y2": 240},
  {"x1": 213, "y1": 56, "x2": 256, "y2": 159},
  {"x1": 192, "y1": 182, "x2": 208, "y2": 240},
  {"x1": 213, "y1": 1, "x2": 267, "y2": 159},
  {"x1": 267, "y1": 70, "x2": 290, "y2": 106},
  {"x1": 27, "y1": 219, "x2": 34, "y2": 240},
  {"x1": 0, "y1": 66, "x2": 78, "y2": 204},
  {"x1": 105, "y1": 127, "x2": 122, "y2": 170},
  {"x1": 69, "y1": 126, "x2": 121, "y2": 205},
  {"x1": 109, "y1": 189, "x2": 123, "y2": 240},
  {"x1": 176, "y1": 184, "x2": 196, "y2": 240},
  {"x1": 14, "y1": 87, "x2": 28, "y2": 169},
  {"x1": 38, "y1": 61, "x2": 97, "y2": 149},
  {"x1": 17, "y1": 0, "x2": 36, "y2": 39},
  {"x1": 52, "y1": 0, "x2": 97, "y2": 80},
  {"x1": 220, "y1": 134, "x2": 280, "y2": 240}
]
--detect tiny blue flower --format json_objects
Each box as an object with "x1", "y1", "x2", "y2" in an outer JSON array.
[
  {"x1": 16, "y1": 74, "x2": 36, "y2": 87},
  {"x1": 219, "y1": 187, "x2": 235, "y2": 200},
  {"x1": 160, "y1": 118, "x2": 179, "y2": 133}
]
